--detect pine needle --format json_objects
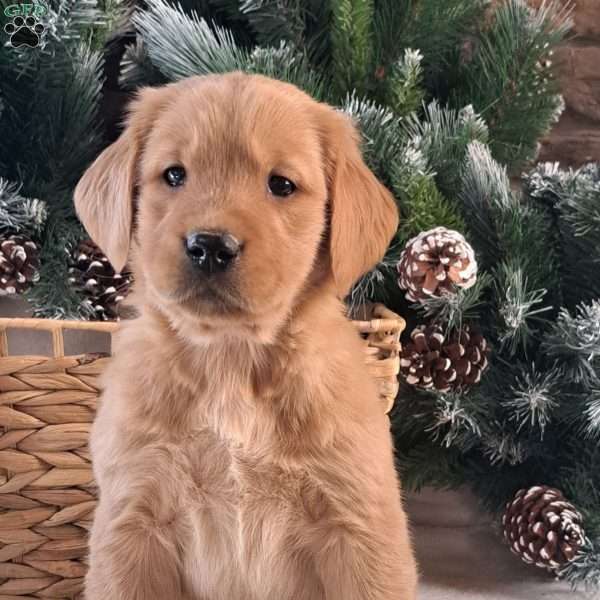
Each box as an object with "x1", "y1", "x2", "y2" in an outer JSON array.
[
  {"x1": 542, "y1": 301, "x2": 600, "y2": 388},
  {"x1": 134, "y1": 0, "x2": 248, "y2": 80}
]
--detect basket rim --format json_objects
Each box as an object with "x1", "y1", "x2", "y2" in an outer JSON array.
[
  {"x1": 0, "y1": 317, "x2": 117, "y2": 359},
  {"x1": 0, "y1": 317, "x2": 118, "y2": 333},
  {"x1": 0, "y1": 302, "x2": 403, "y2": 328},
  {"x1": 0, "y1": 308, "x2": 405, "y2": 337},
  {"x1": 351, "y1": 303, "x2": 406, "y2": 335}
]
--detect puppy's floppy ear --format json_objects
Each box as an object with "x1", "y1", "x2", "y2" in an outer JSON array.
[
  {"x1": 321, "y1": 109, "x2": 399, "y2": 298},
  {"x1": 74, "y1": 86, "x2": 171, "y2": 272}
]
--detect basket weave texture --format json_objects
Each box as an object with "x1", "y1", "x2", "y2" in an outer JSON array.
[
  {"x1": 351, "y1": 303, "x2": 405, "y2": 413},
  {"x1": 0, "y1": 319, "x2": 116, "y2": 600},
  {"x1": 0, "y1": 304, "x2": 404, "y2": 599}
]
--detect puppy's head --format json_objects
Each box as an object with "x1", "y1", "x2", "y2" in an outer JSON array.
[{"x1": 75, "y1": 74, "x2": 397, "y2": 342}]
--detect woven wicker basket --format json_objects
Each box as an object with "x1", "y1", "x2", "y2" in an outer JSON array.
[
  {"x1": 0, "y1": 304, "x2": 404, "y2": 599},
  {"x1": 350, "y1": 303, "x2": 405, "y2": 413}
]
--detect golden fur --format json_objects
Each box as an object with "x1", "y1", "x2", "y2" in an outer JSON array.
[{"x1": 74, "y1": 72, "x2": 418, "y2": 600}]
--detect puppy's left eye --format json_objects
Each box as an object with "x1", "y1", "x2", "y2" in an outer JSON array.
[
  {"x1": 163, "y1": 166, "x2": 186, "y2": 187},
  {"x1": 268, "y1": 174, "x2": 296, "y2": 197}
]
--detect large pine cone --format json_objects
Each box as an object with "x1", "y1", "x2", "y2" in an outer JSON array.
[
  {"x1": 0, "y1": 234, "x2": 40, "y2": 295},
  {"x1": 503, "y1": 486, "x2": 585, "y2": 570},
  {"x1": 398, "y1": 227, "x2": 477, "y2": 302},
  {"x1": 400, "y1": 324, "x2": 489, "y2": 392},
  {"x1": 69, "y1": 239, "x2": 132, "y2": 320}
]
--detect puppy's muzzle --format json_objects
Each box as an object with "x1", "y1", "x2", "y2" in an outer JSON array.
[{"x1": 185, "y1": 231, "x2": 241, "y2": 275}]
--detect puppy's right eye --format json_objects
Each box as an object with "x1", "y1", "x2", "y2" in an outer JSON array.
[
  {"x1": 163, "y1": 166, "x2": 186, "y2": 187},
  {"x1": 268, "y1": 174, "x2": 296, "y2": 198}
]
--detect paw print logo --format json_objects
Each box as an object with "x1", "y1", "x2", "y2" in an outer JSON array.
[{"x1": 4, "y1": 15, "x2": 45, "y2": 48}]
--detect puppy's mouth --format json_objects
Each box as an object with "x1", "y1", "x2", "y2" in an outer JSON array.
[
  {"x1": 173, "y1": 274, "x2": 247, "y2": 316},
  {"x1": 149, "y1": 263, "x2": 288, "y2": 344}
]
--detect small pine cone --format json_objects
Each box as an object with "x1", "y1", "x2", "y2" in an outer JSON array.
[
  {"x1": 69, "y1": 239, "x2": 132, "y2": 320},
  {"x1": 398, "y1": 227, "x2": 477, "y2": 303},
  {"x1": 503, "y1": 486, "x2": 585, "y2": 571},
  {"x1": 0, "y1": 234, "x2": 40, "y2": 295},
  {"x1": 400, "y1": 324, "x2": 489, "y2": 392}
]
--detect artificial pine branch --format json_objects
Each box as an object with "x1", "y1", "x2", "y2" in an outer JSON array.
[
  {"x1": 330, "y1": 0, "x2": 374, "y2": 98},
  {"x1": 394, "y1": 441, "x2": 466, "y2": 493},
  {"x1": 384, "y1": 48, "x2": 424, "y2": 117},
  {"x1": 246, "y1": 42, "x2": 324, "y2": 99},
  {"x1": 0, "y1": 15, "x2": 104, "y2": 195},
  {"x1": 0, "y1": 0, "x2": 107, "y2": 316},
  {"x1": 44, "y1": 0, "x2": 128, "y2": 49},
  {"x1": 371, "y1": 0, "x2": 411, "y2": 69},
  {"x1": 479, "y1": 429, "x2": 528, "y2": 468},
  {"x1": 120, "y1": 38, "x2": 167, "y2": 89},
  {"x1": 453, "y1": 0, "x2": 571, "y2": 170},
  {"x1": 46, "y1": 44, "x2": 105, "y2": 190},
  {"x1": 373, "y1": 0, "x2": 485, "y2": 90},
  {"x1": 426, "y1": 392, "x2": 485, "y2": 451},
  {"x1": 239, "y1": 0, "x2": 306, "y2": 49},
  {"x1": 159, "y1": 0, "x2": 256, "y2": 47},
  {"x1": 560, "y1": 442, "x2": 600, "y2": 534},
  {"x1": 525, "y1": 162, "x2": 600, "y2": 308},
  {"x1": 395, "y1": 176, "x2": 466, "y2": 243},
  {"x1": 212, "y1": 1, "x2": 334, "y2": 74},
  {"x1": 45, "y1": 0, "x2": 116, "y2": 41},
  {"x1": 402, "y1": 101, "x2": 489, "y2": 197},
  {"x1": 457, "y1": 141, "x2": 514, "y2": 263},
  {"x1": 556, "y1": 441, "x2": 600, "y2": 590},
  {"x1": 417, "y1": 271, "x2": 492, "y2": 331},
  {"x1": 541, "y1": 301, "x2": 600, "y2": 388},
  {"x1": 558, "y1": 539, "x2": 600, "y2": 591},
  {"x1": 300, "y1": 0, "x2": 333, "y2": 67},
  {"x1": 533, "y1": 163, "x2": 600, "y2": 241},
  {"x1": 206, "y1": 0, "x2": 242, "y2": 19},
  {"x1": 504, "y1": 364, "x2": 561, "y2": 438},
  {"x1": 173, "y1": 0, "x2": 239, "y2": 21},
  {"x1": 0, "y1": 180, "x2": 47, "y2": 238},
  {"x1": 582, "y1": 391, "x2": 600, "y2": 441},
  {"x1": 389, "y1": 141, "x2": 431, "y2": 198},
  {"x1": 340, "y1": 94, "x2": 404, "y2": 186},
  {"x1": 340, "y1": 95, "x2": 407, "y2": 310},
  {"x1": 493, "y1": 261, "x2": 551, "y2": 356},
  {"x1": 133, "y1": 0, "x2": 248, "y2": 81},
  {"x1": 458, "y1": 142, "x2": 559, "y2": 299},
  {"x1": 347, "y1": 241, "x2": 402, "y2": 316},
  {"x1": 27, "y1": 213, "x2": 91, "y2": 318}
]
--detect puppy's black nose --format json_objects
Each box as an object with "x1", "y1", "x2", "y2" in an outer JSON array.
[{"x1": 185, "y1": 231, "x2": 241, "y2": 274}]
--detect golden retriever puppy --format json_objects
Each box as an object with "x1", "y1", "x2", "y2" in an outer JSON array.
[{"x1": 75, "y1": 72, "x2": 417, "y2": 600}]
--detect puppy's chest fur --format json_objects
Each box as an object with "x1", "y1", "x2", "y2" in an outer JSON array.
[
  {"x1": 94, "y1": 342, "x2": 337, "y2": 599},
  {"x1": 184, "y1": 429, "x2": 318, "y2": 584},
  {"x1": 182, "y1": 434, "x2": 327, "y2": 596}
]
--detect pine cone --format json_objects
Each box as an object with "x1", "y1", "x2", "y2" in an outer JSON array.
[
  {"x1": 0, "y1": 234, "x2": 40, "y2": 295},
  {"x1": 400, "y1": 324, "x2": 489, "y2": 392},
  {"x1": 398, "y1": 227, "x2": 477, "y2": 303},
  {"x1": 69, "y1": 239, "x2": 132, "y2": 320},
  {"x1": 503, "y1": 486, "x2": 585, "y2": 570}
]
